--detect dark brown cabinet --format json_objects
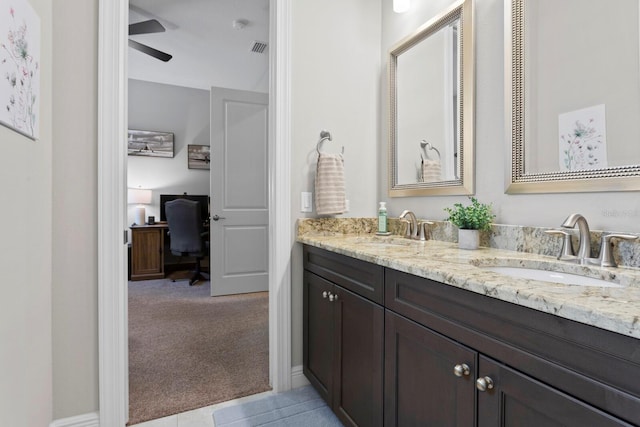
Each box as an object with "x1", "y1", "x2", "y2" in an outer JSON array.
[
  {"x1": 303, "y1": 247, "x2": 384, "y2": 427},
  {"x1": 303, "y1": 245, "x2": 640, "y2": 427},
  {"x1": 304, "y1": 271, "x2": 334, "y2": 402},
  {"x1": 384, "y1": 311, "x2": 475, "y2": 426},
  {"x1": 130, "y1": 225, "x2": 165, "y2": 280},
  {"x1": 477, "y1": 356, "x2": 631, "y2": 427}
]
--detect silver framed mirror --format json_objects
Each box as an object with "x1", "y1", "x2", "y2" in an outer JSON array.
[
  {"x1": 506, "y1": 0, "x2": 640, "y2": 194},
  {"x1": 388, "y1": 0, "x2": 475, "y2": 197}
]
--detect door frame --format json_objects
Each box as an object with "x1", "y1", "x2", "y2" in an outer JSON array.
[{"x1": 97, "y1": 1, "x2": 292, "y2": 425}]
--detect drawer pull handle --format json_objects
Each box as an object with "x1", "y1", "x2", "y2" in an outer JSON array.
[
  {"x1": 329, "y1": 293, "x2": 338, "y2": 302},
  {"x1": 476, "y1": 376, "x2": 494, "y2": 392},
  {"x1": 453, "y1": 363, "x2": 470, "y2": 377}
]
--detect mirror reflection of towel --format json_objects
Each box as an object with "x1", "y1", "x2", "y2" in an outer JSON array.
[
  {"x1": 422, "y1": 159, "x2": 441, "y2": 183},
  {"x1": 315, "y1": 153, "x2": 346, "y2": 215}
]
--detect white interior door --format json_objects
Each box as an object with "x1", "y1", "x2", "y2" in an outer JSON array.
[{"x1": 210, "y1": 87, "x2": 269, "y2": 296}]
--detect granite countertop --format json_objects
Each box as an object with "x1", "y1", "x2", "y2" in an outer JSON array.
[{"x1": 297, "y1": 232, "x2": 640, "y2": 340}]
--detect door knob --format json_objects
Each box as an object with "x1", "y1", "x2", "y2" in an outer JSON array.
[
  {"x1": 211, "y1": 215, "x2": 226, "y2": 221},
  {"x1": 453, "y1": 363, "x2": 470, "y2": 377},
  {"x1": 476, "y1": 376, "x2": 494, "y2": 392}
]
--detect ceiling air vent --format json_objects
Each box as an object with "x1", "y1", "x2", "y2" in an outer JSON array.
[{"x1": 250, "y1": 41, "x2": 268, "y2": 54}]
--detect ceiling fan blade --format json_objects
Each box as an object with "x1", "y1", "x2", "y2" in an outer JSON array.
[
  {"x1": 129, "y1": 19, "x2": 166, "y2": 35},
  {"x1": 128, "y1": 39, "x2": 173, "y2": 62}
]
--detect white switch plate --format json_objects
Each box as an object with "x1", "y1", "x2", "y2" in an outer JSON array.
[
  {"x1": 345, "y1": 199, "x2": 350, "y2": 212},
  {"x1": 301, "y1": 192, "x2": 312, "y2": 212}
]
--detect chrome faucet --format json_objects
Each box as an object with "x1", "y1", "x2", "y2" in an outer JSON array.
[
  {"x1": 559, "y1": 213, "x2": 638, "y2": 267},
  {"x1": 399, "y1": 210, "x2": 418, "y2": 239},
  {"x1": 561, "y1": 213, "x2": 592, "y2": 262}
]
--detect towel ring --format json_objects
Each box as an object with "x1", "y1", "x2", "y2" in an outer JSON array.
[
  {"x1": 316, "y1": 130, "x2": 344, "y2": 155},
  {"x1": 420, "y1": 139, "x2": 441, "y2": 160}
]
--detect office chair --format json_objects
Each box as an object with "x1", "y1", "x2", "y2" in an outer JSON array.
[{"x1": 164, "y1": 199, "x2": 209, "y2": 285}]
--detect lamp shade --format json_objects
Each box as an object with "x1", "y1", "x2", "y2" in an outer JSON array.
[
  {"x1": 393, "y1": 0, "x2": 410, "y2": 13},
  {"x1": 128, "y1": 188, "x2": 152, "y2": 204}
]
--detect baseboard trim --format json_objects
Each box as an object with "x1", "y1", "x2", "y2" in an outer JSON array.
[
  {"x1": 50, "y1": 412, "x2": 99, "y2": 427},
  {"x1": 50, "y1": 370, "x2": 306, "y2": 427},
  {"x1": 291, "y1": 364, "x2": 310, "y2": 389},
  {"x1": 50, "y1": 367, "x2": 307, "y2": 427}
]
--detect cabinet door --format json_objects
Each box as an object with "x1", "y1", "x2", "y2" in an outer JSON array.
[
  {"x1": 333, "y1": 286, "x2": 384, "y2": 427},
  {"x1": 385, "y1": 311, "x2": 476, "y2": 427},
  {"x1": 131, "y1": 227, "x2": 164, "y2": 280},
  {"x1": 303, "y1": 271, "x2": 334, "y2": 404},
  {"x1": 477, "y1": 356, "x2": 633, "y2": 427}
]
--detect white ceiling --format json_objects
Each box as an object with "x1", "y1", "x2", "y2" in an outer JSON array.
[{"x1": 128, "y1": 0, "x2": 270, "y2": 92}]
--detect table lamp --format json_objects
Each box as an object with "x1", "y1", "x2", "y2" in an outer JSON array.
[{"x1": 128, "y1": 188, "x2": 152, "y2": 225}]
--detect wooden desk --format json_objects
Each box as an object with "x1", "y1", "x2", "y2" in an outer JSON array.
[{"x1": 130, "y1": 223, "x2": 168, "y2": 281}]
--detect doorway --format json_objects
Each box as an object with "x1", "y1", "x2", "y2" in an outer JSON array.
[
  {"x1": 126, "y1": 1, "x2": 271, "y2": 423},
  {"x1": 97, "y1": 0, "x2": 292, "y2": 425}
]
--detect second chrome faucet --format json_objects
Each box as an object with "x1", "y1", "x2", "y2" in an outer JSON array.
[{"x1": 548, "y1": 213, "x2": 637, "y2": 267}]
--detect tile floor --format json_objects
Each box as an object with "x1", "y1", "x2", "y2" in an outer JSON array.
[{"x1": 131, "y1": 391, "x2": 274, "y2": 427}]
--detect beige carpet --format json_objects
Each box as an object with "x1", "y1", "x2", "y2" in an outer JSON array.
[{"x1": 128, "y1": 279, "x2": 270, "y2": 425}]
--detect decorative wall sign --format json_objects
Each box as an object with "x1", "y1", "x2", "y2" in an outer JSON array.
[
  {"x1": 188, "y1": 144, "x2": 210, "y2": 170},
  {"x1": 128, "y1": 129, "x2": 174, "y2": 157},
  {"x1": 0, "y1": 1, "x2": 41, "y2": 140},
  {"x1": 558, "y1": 104, "x2": 607, "y2": 171}
]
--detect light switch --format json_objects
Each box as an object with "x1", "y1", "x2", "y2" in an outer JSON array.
[{"x1": 301, "y1": 192, "x2": 312, "y2": 212}]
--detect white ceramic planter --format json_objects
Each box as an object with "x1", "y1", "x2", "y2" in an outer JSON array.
[{"x1": 458, "y1": 229, "x2": 480, "y2": 250}]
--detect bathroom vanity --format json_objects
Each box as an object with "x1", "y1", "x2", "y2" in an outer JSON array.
[{"x1": 300, "y1": 234, "x2": 640, "y2": 427}]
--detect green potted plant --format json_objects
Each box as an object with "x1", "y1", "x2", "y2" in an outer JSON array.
[{"x1": 444, "y1": 197, "x2": 496, "y2": 249}]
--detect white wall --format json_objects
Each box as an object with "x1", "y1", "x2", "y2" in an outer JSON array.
[
  {"x1": 51, "y1": 0, "x2": 99, "y2": 420},
  {"x1": 290, "y1": 0, "x2": 382, "y2": 366},
  {"x1": 127, "y1": 79, "x2": 210, "y2": 226},
  {"x1": 0, "y1": 1, "x2": 53, "y2": 426},
  {"x1": 379, "y1": 0, "x2": 640, "y2": 234}
]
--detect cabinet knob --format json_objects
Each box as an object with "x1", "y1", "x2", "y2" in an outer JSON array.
[
  {"x1": 329, "y1": 293, "x2": 338, "y2": 302},
  {"x1": 476, "y1": 376, "x2": 494, "y2": 392},
  {"x1": 453, "y1": 363, "x2": 470, "y2": 377},
  {"x1": 322, "y1": 291, "x2": 328, "y2": 299}
]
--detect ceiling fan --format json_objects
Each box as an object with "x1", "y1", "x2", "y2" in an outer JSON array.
[{"x1": 128, "y1": 19, "x2": 173, "y2": 62}]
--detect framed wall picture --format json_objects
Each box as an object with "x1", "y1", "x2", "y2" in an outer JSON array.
[
  {"x1": 128, "y1": 129, "x2": 174, "y2": 157},
  {"x1": 188, "y1": 144, "x2": 210, "y2": 170},
  {"x1": 0, "y1": 1, "x2": 41, "y2": 140}
]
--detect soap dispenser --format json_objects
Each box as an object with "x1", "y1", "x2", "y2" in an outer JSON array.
[{"x1": 377, "y1": 202, "x2": 388, "y2": 234}]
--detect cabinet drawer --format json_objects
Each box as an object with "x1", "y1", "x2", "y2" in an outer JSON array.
[
  {"x1": 385, "y1": 268, "x2": 640, "y2": 425},
  {"x1": 303, "y1": 245, "x2": 384, "y2": 304}
]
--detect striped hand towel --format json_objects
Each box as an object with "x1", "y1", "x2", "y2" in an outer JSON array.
[
  {"x1": 315, "y1": 153, "x2": 346, "y2": 215},
  {"x1": 422, "y1": 158, "x2": 442, "y2": 183}
]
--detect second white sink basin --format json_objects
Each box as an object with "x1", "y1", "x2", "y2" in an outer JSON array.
[{"x1": 484, "y1": 266, "x2": 625, "y2": 288}]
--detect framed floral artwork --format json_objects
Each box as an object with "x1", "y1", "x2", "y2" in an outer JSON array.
[
  {"x1": 558, "y1": 104, "x2": 607, "y2": 171},
  {"x1": 0, "y1": 1, "x2": 40, "y2": 140},
  {"x1": 188, "y1": 144, "x2": 210, "y2": 170}
]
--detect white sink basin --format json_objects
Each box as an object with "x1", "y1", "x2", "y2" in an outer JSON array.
[{"x1": 483, "y1": 266, "x2": 624, "y2": 288}]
